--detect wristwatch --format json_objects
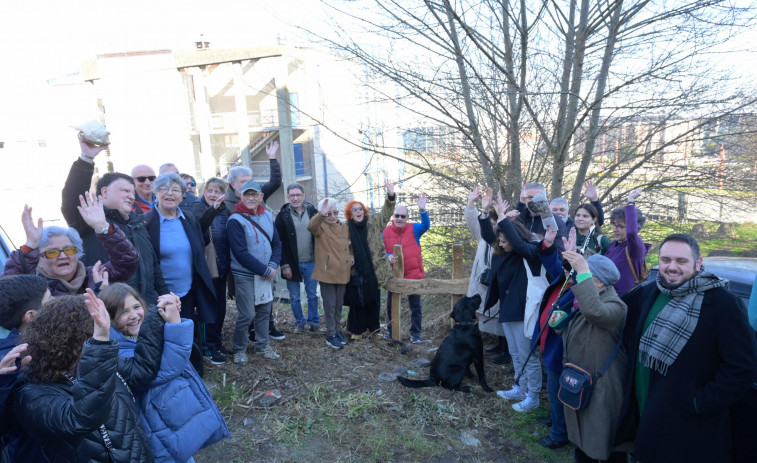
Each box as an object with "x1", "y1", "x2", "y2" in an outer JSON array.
[{"x1": 97, "y1": 224, "x2": 110, "y2": 235}]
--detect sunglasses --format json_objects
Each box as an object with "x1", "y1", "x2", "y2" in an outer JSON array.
[
  {"x1": 394, "y1": 214, "x2": 407, "y2": 219},
  {"x1": 351, "y1": 206, "x2": 364, "y2": 212},
  {"x1": 135, "y1": 176, "x2": 156, "y2": 183},
  {"x1": 187, "y1": 181, "x2": 196, "y2": 187},
  {"x1": 42, "y1": 246, "x2": 78, "y2": 259}
]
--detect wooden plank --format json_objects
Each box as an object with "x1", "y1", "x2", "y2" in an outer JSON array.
[
  {"x1": 450, "y1": 244, "x2": 464, "y2": 328},
  {"x1": 384, "y1": 278, "x2": 470, "y2": 295},
  {"x1": 390, "y1": 244, "x2": 404, "y2": 341}
]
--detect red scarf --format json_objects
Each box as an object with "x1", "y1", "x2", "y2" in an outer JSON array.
[{"x1": 234, "y1": 202, "x2": 265, "y2": 216}]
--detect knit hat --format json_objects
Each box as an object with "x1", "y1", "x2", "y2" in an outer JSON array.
[{"x1": 586, "y1": 254, "x2": 621, "y2": 286}]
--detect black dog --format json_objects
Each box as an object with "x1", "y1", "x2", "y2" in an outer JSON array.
[{"x1": 397, "y1": 295, "x2": 493, "y2": 393}]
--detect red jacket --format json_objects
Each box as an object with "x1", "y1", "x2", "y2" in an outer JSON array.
[{"x1": 383, "y1": 223, "x2": 425, "y2": 280}]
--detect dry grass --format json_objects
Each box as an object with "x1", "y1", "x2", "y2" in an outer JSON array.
[{"x1": 194, "y1": 294, "x2": 574, "y2": 463}]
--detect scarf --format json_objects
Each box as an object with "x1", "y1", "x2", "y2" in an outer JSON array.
[
  {"x1": 639, "y1": 270, "x2": 728, "y2": 375},
  {"x1": 38, "y1": 261, "x2": 88, "y2": 294},
  {"x1": 233, "y1": 202, "x2": 265, "y2": 216},
  {"x1": 348, "y1": 217, "x2": 379, "y2": 302}
]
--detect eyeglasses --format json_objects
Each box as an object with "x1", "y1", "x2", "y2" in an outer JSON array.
[
  {"x1": 157, "y1": 186, "x2": 182, "y2": 195},
  {"x1": 351, "y1": 206, "x2": 364, "y2": 212},
  {"x1": 394, "y1": 214, "x2": 407, "y2": 219},
  {"x1": 611, "y1": 222, "x2": 626, "y2": 229},
  {"x1": 288, "y1": 193, "x2": 303, "y2": 198},
  {"x1": 187, "y1": 181, "x2": 196, "y2": 187},
  {"x1": 325, "y1": 211, "x2": 339, "y2": 217},
  {"x1": 243, "y1": 191, "x2": 262, "y2": 198},
  {"x1": 42, "y1": 246, "x2": 78, "y2": 259},
  {"x1": 135, "y1": 176, "x2": 156, "y2": 183}
]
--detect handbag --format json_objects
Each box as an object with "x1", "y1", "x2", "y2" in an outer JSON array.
[
  {"x1": 204, "y1": 233, "x2": 219, "y2": 279},
  {"x1": 522, "y1": 258, "x2": 548, "y2": 339},
  {"x1": 343, "y1": 272, "x2": 364, "y2": 307},
  {"x1": 558, "y1": 332, "x2": 623, "y2": 411}
]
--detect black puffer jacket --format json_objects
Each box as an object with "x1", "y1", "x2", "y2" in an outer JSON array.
[
  {"x1": 13, "y1": 340, "x2": 154, "y2": 462},
  {"x1": 61, "y1": 158, "x2": 169, "y2": 304}
]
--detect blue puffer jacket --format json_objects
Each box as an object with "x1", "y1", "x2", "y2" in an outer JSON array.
[{"x1": 111, "y1": 319, "x2": 230, "y2": 462}]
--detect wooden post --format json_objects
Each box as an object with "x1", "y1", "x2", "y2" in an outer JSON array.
[
  {"x1": 390, "y1": 244, "x2": 404, "y2": 341},
  {"x1": 451, "y1": 243, "x2": 463, "y2": 312}
]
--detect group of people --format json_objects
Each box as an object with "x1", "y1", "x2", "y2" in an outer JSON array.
[
  {"x1": 465, "y1": 181, "x2": 756, "y2": 462},
  {"x1": 0, "y1": 128, "x2": 439, "y2": 461}
]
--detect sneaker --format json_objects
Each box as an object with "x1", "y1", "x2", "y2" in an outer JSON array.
[
  {"x1": 208, "y1": 350, "x2": 227, "y2": 365},
  {"x1": 496, "y1": 386, "x2": 527, "y2": 401},
  {"x1": 325, "y1": 335, "x2": 343, "y2": 350},
  {"x1": 219, "y1": 345, "x2": 234, "y2": 356},
  {"x1": 233, "y1": 352, "x2": 248, "y2": 364},
  {"x1": 350, "y1": 333, "x2": 363, "y2": 341},
  {"x1": 411, "y1": 336, "x2": 422, "y2": 344},
  {"x1": 269, "y1": 326, "x2": 286, "y2": 340},
  {"x1": 512, "y1": 396, "x2": 539, "y2": 413},
  {"x1": 310, "y1": 324, "x2": 327, "y2": 334},
  {"x1": 203, "y1": 348, "x2": 212, "y2": 360},
  {"x1": 293, "y1": 325, "x2": 305, "y2": 334},
  {"x1": 336, "y1": 331, "x2": 349, "y2": 345},
  {"x1": 254, "y1": 345, "x2": 281, "y2": 360}
]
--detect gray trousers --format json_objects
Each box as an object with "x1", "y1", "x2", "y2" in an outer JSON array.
[
  {"x1": 320, "y1": 282, "x2": 346, "y2": 337},
  {"x1": 502, "y1": 321, "x2": 542, "y2": 399},
  {"x1": 233, "y1": 274, "x2": 272, "y2": 352}
]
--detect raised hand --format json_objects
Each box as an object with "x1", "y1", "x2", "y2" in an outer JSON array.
[
  {"x1": 385, "y1": 179, "x2": 395, "y2": 196},
  {"x1": 319, "y1": 199, "x2": 332, "y2": 216},
  {"x1": 92, "y1": 261, "x2": 109, "y2": 289},
  {"x1": 157, "y1": 293, "x2": 181, "y2": 324},
  {"x1": 544, "y1": 225, "x2": 557, "y2": 248},
  {"x1": 0, "y1": 344, "x2": 32, "y2": 375},
  {"x1": 22, "y1": 205, "x2": 43, "y2": 248},
  {"x1": 77, "y1": 192, "x2": 108, "y2": 233},
  {"x1": 78, "y1": 132, "x2": 109, "y2": 160},
  {"x1": 583, "y1": 181, "x2": 599, "y2": 202},
  {"x1": 628, "y1": 188, "x2": 642, "y2": 202},
  {"x1": 562, "y1": 250, "x2": 590, "y2": 274},
  {"x1": 481, "y1": 187, "x2": 493, "y2": 212},
  {"x1": 467, "y1": 187, "x2": 480, "y2": 207},
  {"x1": 265, "y1": 141, "x2": 280, "y2": 160},
  {"x1": 417, "y1": 193, "x2": 428, "y2": 210},
  {"x1": 213, "y1": 194, "x2": 226, "y2": 209},
  {"x1": 562, "y1": 227, "x2": 577, "y2": 253},
  {"x1": 84, "y1": 288, "x2": 110, "y2": 341}
]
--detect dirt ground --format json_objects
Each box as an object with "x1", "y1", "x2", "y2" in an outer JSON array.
[{"x1": 193, "y1": 296, "x2": 574, "y2": 463}]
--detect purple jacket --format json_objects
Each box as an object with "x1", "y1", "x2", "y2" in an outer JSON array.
[
  {"x1": 2, "y1": 227, "x2": 139, "y2": 296},
  {"x1": 604, "y1": 204, "x2": 650, "y2": 296}
]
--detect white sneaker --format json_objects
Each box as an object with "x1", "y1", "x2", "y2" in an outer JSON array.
[
  {"x1": 512, "y1": 396, "x2": 539, "y2": 413},
  {"x1": 496, "y1": 386, "x2": 526, "y2": 401},
  {"x1": 233, "y1": 352, "x2": 248, "y2": 364},
  {"x1": 254, "y1": 345, "x2": 281, "y2": 360}
]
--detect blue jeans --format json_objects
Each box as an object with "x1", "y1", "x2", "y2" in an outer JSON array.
[
  {"x1": 547, "y1": 368, "x2": 568, "y2": 442},
  {"x1": 286, "y1": 261, "x2": 320, "y2": 326}
]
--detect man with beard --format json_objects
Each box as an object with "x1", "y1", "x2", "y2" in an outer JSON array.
[{"x1": 616, "y1": 233, "x2": 757, "y2": 463}]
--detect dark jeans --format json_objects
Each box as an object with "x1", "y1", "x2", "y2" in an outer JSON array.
[
  {"x1": 547, "y1": 368, "x2": 568, "y2": 442},
  {"x1": 385, "y1": 292, "x2": 422, "y2": 338},
  {"x1": 205, "y1": 274, "x2": 228, "y2": 351}
]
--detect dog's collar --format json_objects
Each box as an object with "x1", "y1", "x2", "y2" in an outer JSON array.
[{"x1": 454, "y1": 321, "x2": 478, "y2": 326}]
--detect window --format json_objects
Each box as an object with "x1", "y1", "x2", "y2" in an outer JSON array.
[{"x1": 294, "y1": 143, "x2": 305, "y2": 176}]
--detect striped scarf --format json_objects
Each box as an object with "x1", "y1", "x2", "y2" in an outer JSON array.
[{"x1": 639, "y1": 270, "x2": 728, "y2": 375}]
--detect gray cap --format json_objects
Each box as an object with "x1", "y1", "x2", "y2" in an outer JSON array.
[
  {"x1": 586, "y1": 254, "x2": 621, "y2": 286},
  {"x1": 241, "y1": 180, "x2": 262, "y2": 194}
]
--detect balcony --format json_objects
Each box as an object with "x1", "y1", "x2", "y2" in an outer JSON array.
[{"x1": 191, "y1": 110, "x2": 280, "y2": 133}]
